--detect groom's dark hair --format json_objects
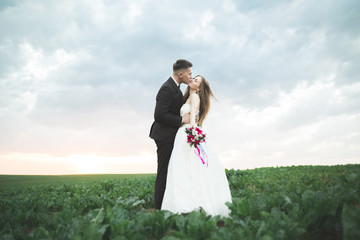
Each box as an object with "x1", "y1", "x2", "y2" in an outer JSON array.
[{"x1": 173, "y1": 59, "x2": 193, "y2": 72}]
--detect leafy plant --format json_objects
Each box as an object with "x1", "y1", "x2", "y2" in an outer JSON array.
[{"x1": 0, "y1": 164, "x2": 359, "y2": 239}]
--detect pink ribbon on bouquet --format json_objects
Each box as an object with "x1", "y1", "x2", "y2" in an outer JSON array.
[{"x1": 194, "y1": 144, "x2": 208, "y2": 167}]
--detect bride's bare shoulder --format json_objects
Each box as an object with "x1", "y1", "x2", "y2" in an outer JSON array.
[
  {"x1": 189, "y1": 93, "x2": 200, "y2": 107},
  {"x1": 190, "y1": 92, "x2": 200, "y2": 100}
]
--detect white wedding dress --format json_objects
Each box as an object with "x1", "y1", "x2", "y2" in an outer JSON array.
[{"x1": 161, "y1": 104, "x2": 232, "y2": 217}]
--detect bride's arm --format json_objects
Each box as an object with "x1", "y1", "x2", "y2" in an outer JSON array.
[{"x1": 190, "y1": 93, "x2": 200, "y2": 126}]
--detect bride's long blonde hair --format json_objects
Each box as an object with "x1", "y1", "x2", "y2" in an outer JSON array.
[{"x1": 183, "y1": 75, "x2": 216, "y2": 126}]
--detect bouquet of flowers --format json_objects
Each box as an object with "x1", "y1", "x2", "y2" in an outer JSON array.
[
  {"x1": 185, "y1": 126, "x2": 208, "y2": 167},
  {"x1": 185, "y1": 126, "x2": 206, "y2": 148}
]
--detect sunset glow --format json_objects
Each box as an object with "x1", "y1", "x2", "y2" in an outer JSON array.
[{"x1": 1, "y1": 0, "x2": 359, "y2": 175}]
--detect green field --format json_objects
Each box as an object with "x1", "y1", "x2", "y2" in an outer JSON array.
[
  {"x1": 1, "y1": 165, "x2": 359, "y2": 239},
  {"x1": 0, "y1": 174, "x2": 155, "y2": 188}
]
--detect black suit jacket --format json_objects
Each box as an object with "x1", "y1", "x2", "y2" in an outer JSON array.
[{"x1": 149, "y1": 77, "x2": 183, "y2": 143}]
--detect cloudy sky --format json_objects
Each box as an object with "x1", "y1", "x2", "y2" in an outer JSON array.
[{"x1": 1, "y1": 0, "x2": 359, "y2": 174}]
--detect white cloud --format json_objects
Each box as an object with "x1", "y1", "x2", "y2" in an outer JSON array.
[
  {"x1": 185, "y1": 10, "x2": 215, "y2": 42},
  {"x1": 19, "y1": 43, "x2": 76, "y2": 81},
  {"x1": 206, "y1": 78, "x2": 360, "y2": 170},
  {"x1": 222, "y1": 0, "x2": 236, "y2": 13},
  {"x1": 0, "y1": 0, "x2": 359, "y2": 173}
]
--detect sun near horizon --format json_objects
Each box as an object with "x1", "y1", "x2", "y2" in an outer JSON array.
[{"x1": 0, "y1": 152, "x2": 157, "y2": 175}]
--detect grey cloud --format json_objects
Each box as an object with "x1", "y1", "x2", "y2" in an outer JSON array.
[
  {"x1": 199, "y1": 0, "x2": 360, "y2": 108},
  {"x1": 0, "y1": 0, "x2": 359, "y2": 165},
  {"x1": 0, "y1": 0, "x2": 19, "y2": 12}
]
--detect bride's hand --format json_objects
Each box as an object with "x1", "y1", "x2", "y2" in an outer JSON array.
[{"x1": 182, "y1": 113, "x2": 190, "y2": 124}]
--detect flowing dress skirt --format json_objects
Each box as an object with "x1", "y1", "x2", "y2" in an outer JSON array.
[{"x1": 161, "y1": 123, "x2": 232, "y2": 217}]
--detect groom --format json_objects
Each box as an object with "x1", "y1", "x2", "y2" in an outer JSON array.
[{"x1": 149, "y1": 59, "x2": 193, "y2": 210}]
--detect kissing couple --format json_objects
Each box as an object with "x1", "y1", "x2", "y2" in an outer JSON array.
[{"x1": 149, "y1": 59, "x2": 232, "y2": 217}]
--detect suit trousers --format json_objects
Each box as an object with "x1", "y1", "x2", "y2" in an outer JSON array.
[{"x1": 154, "y1": 140, "x2": 174, "y2": 210}]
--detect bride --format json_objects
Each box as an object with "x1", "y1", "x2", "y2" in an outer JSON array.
[{"x1": 161, "y1": 75, "x2": 232, "y2": 217}]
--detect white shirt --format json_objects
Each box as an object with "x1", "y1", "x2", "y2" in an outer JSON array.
[{"x1": 171, "y1": 76, "x2": 180, "y2": 87}]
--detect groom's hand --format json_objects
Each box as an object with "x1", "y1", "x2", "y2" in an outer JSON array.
[{"x1": 182, "y1": 113, "x2": 190, "y2": 124}]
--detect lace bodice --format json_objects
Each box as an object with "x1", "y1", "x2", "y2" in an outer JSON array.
[
  {"x1": 180, "y1": 103, "x2": 199, "y2": 127},
  {"x1": 180, "y1": 103, "x2": 191, "y2": 117}
]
